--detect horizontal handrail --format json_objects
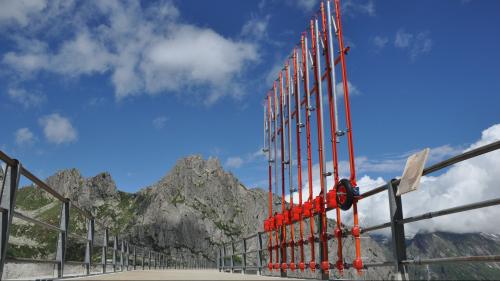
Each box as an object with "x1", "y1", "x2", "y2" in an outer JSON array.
[
  {"x1": 6, "y1": 257, "x2": 58, "y2": 264},
  {"x1": 399, "y1": 197, "x2": 500, "y2": 225},
  {"x1": 361, "y1": 140, "x2": 500, "y2": 199},
  {"x1": 13, "y1": 211, "x2": 61, "y2": 232},
  {"x1": 402, "y1": 255, "x2": 500, "y2": 265}
]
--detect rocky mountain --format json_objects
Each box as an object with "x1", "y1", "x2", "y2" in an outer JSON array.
[{"x1": 405, "y1": 232, "x2": 500, "y2": 280}]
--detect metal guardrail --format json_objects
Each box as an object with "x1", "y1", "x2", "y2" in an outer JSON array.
[
  {"x1": 217, "y1": 140, "x2": 500, "y2": 279},
  {"x1": 0, "y1": 151, "x2": 169, "y2": 280}
]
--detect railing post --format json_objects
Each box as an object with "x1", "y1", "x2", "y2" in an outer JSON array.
[
  {"x1": 120, "y1": 240, "x2": 124, "y2": 271},
  {"x1": 102, "y1": 228, "x2": 108, "y2": 273},
  {"x1": 388, "y1": 179, "x2": 409, "y2": 280},
  {"x1": 0, "y1": 160, "x2": 20, "y2": 278},
  {"x1": 84, "y1": 218, "x2": 95, "y2": 275},
  {"x1": 231, "y1": 242, "x2": 235, "y2": 273},
  {"x1": 222, "y1": 244, "x2": 226, "y2": 272},
  {"x1": 218, "y1": 247, "x2": 221, "y2": 272},
  {"x1": 149, "y1": 250, "x2": 152, "y2": 270},
  {"x1": 133, "y1": 245, "x2": 137, "y2": 270},
  {"x1": 242, "y1": 238, "x2": 247, "y2": 274},
  {"x1": 112, "y1": 235, "x2": 118, "y2": 272},
  {"x1": 56, "y1": 200, "x2": 69, "y2": 278},
  {"x1": 142, "y1": 248, "x2": 145, "y2": 270},
  {"x1": 257, "y1": 232, "x2": 263, "y2": 276},
  {"x1": 125, "y1": 242, "x2": 129, "y2": 270}
]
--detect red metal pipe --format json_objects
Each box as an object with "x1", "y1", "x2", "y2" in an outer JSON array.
[
  {"x1": 293, "y1": 48, "x2": 306, "y2": 270},
  {"x1": 278, "y1": 72, "x2": 288, "y2": 270},
  {"x1": 273, "y1": 82, "x2": 281, "y2": 270},
  {"x1": 301, "y1": 33, "x2": 316, "y2": 271},
  {"x1": 310, "y1": 18, "x2": 330, "y2": 274},
  {"x1": 334, "y1": 0, "x2": 362, "y2": 273},
  {"x1": 321, "y1": 1, "x2": 344, "y2": 273},
  {"x1": 285, "y1": 62, "x2": 296, "y2": 271},
  {"x1": 266, "y1": 94, "x2": 274, "y2": 270}
]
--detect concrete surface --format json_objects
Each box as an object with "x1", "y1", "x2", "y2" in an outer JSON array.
[{"x1": 69, "y1": 269, "x2": 305, "y2": 280}]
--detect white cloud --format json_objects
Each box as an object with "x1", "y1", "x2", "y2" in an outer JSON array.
[
  {"x1": 225, "y1": 157, "x2": 244, "y2": 169},
  {"x1": 394, "y1": 29, "x2": 433, "y2": 60},
  {"x1": 241, "y1": 15, "x2": 270, "y2": 41},
  {"x1": 2, "y1": 1, "x2": 259, "y2": 105},
  {"x1": 225, "y1": 148, "x2": 266, "y2": 170},
  {"x1": 152, "y1": 116, "x2": 168, "y2": 129},
  {"x1": 373, "y1": 36, "x2": 388, "y2": 49},
  {"x1": 335, "y1": 80, "x2": 361, "y2": 98},
  {"x1": 0, "y1": 0, "x2": 47, "y2": 27},
  {"x1": 14, "y1": 128, "x2": 36, "y2": 146},
  {"x1": 343, "y1": 0, "x2": 376, "y2": 17},
  {"x1": 38, "y1": 113, "x2": 78, "y2": 144},
  {"x1": 291, "y1": 0, "x2": 319, "y2": 12},
  {"x1": 287, "y1": 124, "x2": 500, "y2": 237},
  {"x1": 7, "y1": 87, "x2": 46, "y2": 108},
  {"x1": 395, "y1": 29, "x2": 413, "y2": 48}
]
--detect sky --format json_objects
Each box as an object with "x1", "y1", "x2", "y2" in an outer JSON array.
[{"x1": 0, "y1": 0, "x2": 499, "y2": 234}]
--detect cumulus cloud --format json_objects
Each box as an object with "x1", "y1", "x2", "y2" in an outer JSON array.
[
  {"x1": 285, "y1": 124, "x2": 500, "y2": 236},
  {"x1": 7, "y1": 87, "x2": 46, "y2": 108},
  {"x1": 152, "y1": 116, "x2": 168, "y2": 129},
  {"x1": 38, "y1": 113, "x2": 77, "y2": 144},
  {"x1": 14, "y1": 128, "x2": 36, "y2": 146},
  {"x1": 225, "y1": 157, "x2": 244, "y2": 169},
  {"x1": 1, "y1": 1, "x2": 259, "y2": 105}
]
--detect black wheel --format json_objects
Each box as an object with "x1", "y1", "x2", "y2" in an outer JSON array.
[{"x1": 335, "y1": 179, "x2": 354, "y2": 211}]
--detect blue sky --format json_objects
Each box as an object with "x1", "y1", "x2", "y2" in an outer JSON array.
[{"x1": 1, "y1": 0, "x2": 499, "y2": 195}]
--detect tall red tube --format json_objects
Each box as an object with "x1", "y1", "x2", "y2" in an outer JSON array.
[
  {"x1": 301, "y1": 34, "x2": 316, "y2": 272},
  {"x1": 310, "y1": 18, "x2": 329, "y2": 274},
  {"x1": 321, "y1": 1, "x2": 344, "y2": 273},
  {"x1": 334, "y1": 0, "x2": 362, "y2": 273},
  {"x1": 293, "y1": 48, "x2": 306, "y2": 271}
]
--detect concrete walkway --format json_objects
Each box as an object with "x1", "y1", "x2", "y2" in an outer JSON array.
[{"x1": 70, "y1": 270, "x2": 305, "y2": 280}]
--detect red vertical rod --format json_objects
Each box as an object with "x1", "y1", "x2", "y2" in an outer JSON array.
[
  {"x1": 278, "y1": 71, "x2": 288, "y2": 271},
  {"x1": 301, "y1": 33, "x2": 316, "y2": 272},
  {"x1": 272, "y1": 82, "x2": 281, "y2": 270},
  {"x1": 321, "y1": 1, "x2": 344, "y2": 273},
  {"x1": 293, "y1": 47, "x2": 306, "y2": 271},
  {"x1": 285, "y1": 62, "x2": 296, "y2": 271},
  {"x1": 266, "y1": 94, "x2": 274, "y2": 271},
  {"x1": 310, "y1": 18, "x2": 329, "y2": 274},
  {"x1": 334, "y1": 0, "x2": 362, "y2": 272}
]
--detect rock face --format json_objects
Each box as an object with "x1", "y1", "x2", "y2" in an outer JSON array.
[{"x1": 406, "y1": 232, "x2": 500, "y2": 280}]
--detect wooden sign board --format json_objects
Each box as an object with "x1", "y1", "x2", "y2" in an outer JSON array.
[{"x1": 397, "y1": 148, "x2": 430, "y2": 196}]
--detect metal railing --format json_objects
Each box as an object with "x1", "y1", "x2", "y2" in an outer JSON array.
[
  {"x1": 0, "y1": 150, "x2": 168, "y2": 280},
  {"x1": 218, "y1": 140, "x2": 500, "y2": 279}
]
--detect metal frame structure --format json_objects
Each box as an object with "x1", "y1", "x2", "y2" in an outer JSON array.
[
  {"x1": 261, "y1": 0, "x2": 362, "y2": 278},
  {"x1": 0, "y1": 150, "x2": 170, "y2": 280},
  {"x1": 221, "y1": 140, "x2": 500, "y2": 279}
]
